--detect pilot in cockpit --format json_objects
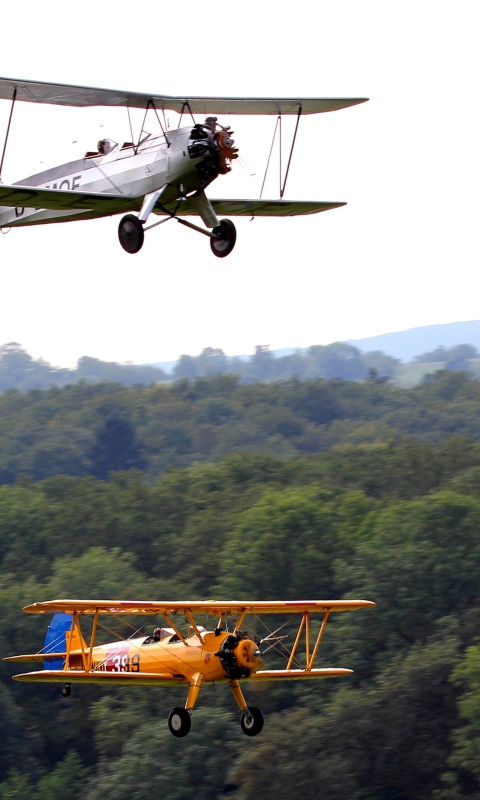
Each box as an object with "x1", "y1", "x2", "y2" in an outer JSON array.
[
  {"x1": 85, "y1": 138, "x2": 113, "y2": 159},
  {"x1": 97, "y1": 138, "x2": 111, "y2": 155},
  {"x1": 143, "y1": 627, "x2": 163, "y2": 644}
]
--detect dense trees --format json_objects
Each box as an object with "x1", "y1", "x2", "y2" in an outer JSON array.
[
  {"x1": 2, "y1": 374, "x2": 480, "y2": 796},
  {"x1": 0, "y1": 371, "x2": 480, "y2": 485}
]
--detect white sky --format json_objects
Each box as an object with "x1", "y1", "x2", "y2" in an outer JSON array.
[{"x1": 0, "y1": 1, "x2": 478, "y2": 367}]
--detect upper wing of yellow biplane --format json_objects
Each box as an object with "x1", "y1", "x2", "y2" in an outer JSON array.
[
  {"x1": 23, "y1": 599, "x2": 374, "y2": 615},
  {"x1": 0, "y1": 76, "x2": 368, "y2": 115}
]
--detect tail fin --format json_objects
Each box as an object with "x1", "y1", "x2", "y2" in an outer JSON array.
[
  {"x1": 66, "y1": 624, "x2": 88, "y2": 653},
  {"x1": 43, "y1": 613, "x2": 72, "y2": 670}
]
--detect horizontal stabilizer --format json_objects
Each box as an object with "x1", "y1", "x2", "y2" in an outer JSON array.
[
  {"x1": 248, "y1": 668, "x2": 353, "y2": 681},
  {"x1": 13, "y1": 670, "x2": 188, "y2": 686},
  {"x1": 4, "y1": 653, "x2": 66, "y2": 663}
]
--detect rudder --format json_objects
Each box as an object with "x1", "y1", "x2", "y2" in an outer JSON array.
[{"x1": 43, "y1": 613, "x2": 71, "y2": 670}]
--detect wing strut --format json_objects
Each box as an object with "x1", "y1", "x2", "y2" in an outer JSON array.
[
  {"x1": 281, "y1": 106, "x2": 302, "y2": 198},
  {"x1": 285, "y1": 609, "x2": 331, "y2": 671},
  {"x1": 178, "y1": 100, "x2": 196, "y2": 128},
  {"x1": 259, "y1": 106, "x2": 302, "y2": 201},
  {"x1": 134, "y1": 99, "x2": 170, "y2": 153},
  {"x1": 0, "y1": 87, "x2": 16, "y2": 181}
]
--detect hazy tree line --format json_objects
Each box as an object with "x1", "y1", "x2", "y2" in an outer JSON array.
[
  {"x1": 2, "y1": 341, "x2": 480, "y2": 393},
  {"x1": 0, "y1": 343, "x2": 168, "y2": 392},
  {"x1": 2, "y1": 373, "x2": 480, "y2": 797}
]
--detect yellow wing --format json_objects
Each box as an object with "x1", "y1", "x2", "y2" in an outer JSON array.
[
  {"x1": 23, "y1": 599, "x2": 374, "y2": 615},
  {"x1": 12, "y1": 670, "x2": 188, "y2": 686}
]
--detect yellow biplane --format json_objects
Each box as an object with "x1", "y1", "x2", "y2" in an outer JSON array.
[{"x1": 4, "y1": 598, "x2": 374, "y2": 737}]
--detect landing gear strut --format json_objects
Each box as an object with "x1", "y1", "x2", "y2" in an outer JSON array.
[
  {"x1": 118, "y1": 214, "x2": 144, "y2": 254},
  {"x1": 210, "y1": 219, "x2": 236, "y2": 258},
  {"x1": 229, "y1": 678, "x2": 264, "y2": 736}
]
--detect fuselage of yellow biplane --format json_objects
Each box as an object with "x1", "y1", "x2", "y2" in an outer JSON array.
[{"x1": 65, "y1": 628, "x2": 259, "y2": 686}]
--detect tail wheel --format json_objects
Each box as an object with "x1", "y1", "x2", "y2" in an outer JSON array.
[
  {"x1": 118, "y1": 214, "x2": 144, "y2": 254},
  {"x1": 210, "y1": 219, "x2": 236, "y2": 258},
  {"x1": 61, "y1": 684, "x2": 71, "y2": 698},
  {"x1": 240, "y1": 706, "x2": 264, "y2": 737},
  {"x1": 168, "y1": 707, "x2": 192, "y2": 738}
]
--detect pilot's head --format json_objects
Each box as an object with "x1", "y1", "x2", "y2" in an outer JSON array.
[
  {"x1": 97, "y1": 139, "x2": 110, "y2": 154},
  {"x1": 153, "y1": 627, "x2": 162, "y2": 641}
]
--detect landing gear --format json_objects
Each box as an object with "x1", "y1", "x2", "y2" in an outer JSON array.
[
  {"x1": 61, "y1": 684, "x2": 71, "y2": 698},
  {"x1": 210, "y1": 219, "x2": 236, "y2": 258},
  {"x1": 168, "y1": 707, "x2": 192, "y2": 738},
  {"x1": 229, "y1": 679, "x2": 264, "y2": 736},
  {"x1": 240, "y1": 706, "x2": 264, "y2": 737},
  {"x1": 118, "y1": 214, "x2": 144, "y2": 254}
]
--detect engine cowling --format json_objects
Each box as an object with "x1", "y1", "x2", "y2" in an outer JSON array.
[{"x1": 187, "y1": 119, "x2": 238, "y2": 182}]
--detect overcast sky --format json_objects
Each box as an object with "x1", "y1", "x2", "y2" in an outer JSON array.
[{"x1": 0, "y1": 1, "x2": 478, "y2": 367}]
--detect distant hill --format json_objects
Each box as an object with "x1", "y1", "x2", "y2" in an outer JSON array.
[
  {"x1": 152, "y1": 322, "x2": 480, "y2": 374},
  {"x1": 349, "y1": 320, "x2": 480, "y2": 362}
]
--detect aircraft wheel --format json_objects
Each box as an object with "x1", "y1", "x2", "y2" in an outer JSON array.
[
  {"x1": 118, "y1": 214, "x2": 144, "y2": 254},
  {"x1": 168, "y1": 707, "x2": 192, "y2": 738},
  {"x1": 240, "y1": 706, "x2": 264, "y2": 737},
  {"x1": 61, "y1": 684, "x2": 71, "y2": 698},
  {"x1": 210, "y1": 219, "x2": 236, "y2": 258}
]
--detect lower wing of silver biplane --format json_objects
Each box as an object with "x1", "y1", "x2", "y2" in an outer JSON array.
[
  {"x1": 4, "y1": 598, "x2": 373, "y2": 737},
  {"x1": 0, "y1": 184, "x2": 344, "y2": 222}
]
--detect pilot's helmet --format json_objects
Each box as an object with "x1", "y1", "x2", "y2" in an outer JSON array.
[{"x1": 153, "y1": 627, "x2": 162, "y2": 639}]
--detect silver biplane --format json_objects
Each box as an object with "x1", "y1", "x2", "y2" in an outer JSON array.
[{"x1": 0, "y1": 77, "x2": 367, "y2": 257}]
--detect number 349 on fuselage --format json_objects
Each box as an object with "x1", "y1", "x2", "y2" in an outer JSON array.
[{"x1": 0, "y1": 77, "x2": 368, "y2": 257}]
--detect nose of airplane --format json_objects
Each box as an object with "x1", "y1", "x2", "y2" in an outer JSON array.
[{"x1": 233, "y1": 639, "x2": 263, "y2": 670}]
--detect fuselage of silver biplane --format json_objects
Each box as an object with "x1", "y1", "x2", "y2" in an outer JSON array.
[{"x1": 0, "y1": 126, "x2": 204, "y2": 228}]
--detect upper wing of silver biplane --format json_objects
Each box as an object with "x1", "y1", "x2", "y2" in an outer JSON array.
[
  {"x1": 0, "y1": 76, "x2": 367, "y2": 115},
  {"x1": 23, "y1": 599, "x2": 374, "y2": 615}
]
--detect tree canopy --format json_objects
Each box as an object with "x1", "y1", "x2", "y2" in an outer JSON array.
[{"x1": 1, "y1": 373, "x2": 480, "y2": 797}]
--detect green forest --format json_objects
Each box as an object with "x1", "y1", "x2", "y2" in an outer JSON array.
[{"x1": 2, "y1": 370, "x2": 480, "y2": 798}]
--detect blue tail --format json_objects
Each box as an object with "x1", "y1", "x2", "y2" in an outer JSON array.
[{"x1": 43, "y1": 613, "x2": 71, "y2": 670}]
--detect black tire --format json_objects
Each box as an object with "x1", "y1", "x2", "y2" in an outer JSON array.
[
  {"x1": 240, "y1": 706, "x2": 264, "y2": 737},
  {"x1": 61, "y1": 684, "x2": 71, "y2": 698},
  {"x1": 168, "y1": 707, "x2": 192, "y2": 738},
  {"x1": 210, "y1": 219, "x2": 236, "y2": 258},
  {"x1": 118, "y1": 214, "x2": 144, "y2": 254}
]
